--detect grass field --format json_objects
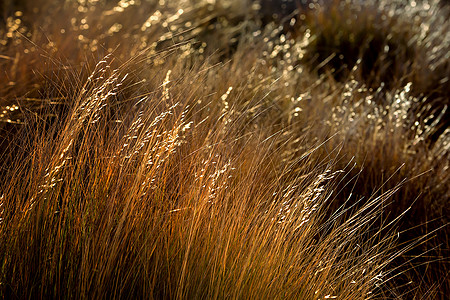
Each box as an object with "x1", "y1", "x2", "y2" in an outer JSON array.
[{"x1": 0, "y1": 0, "x2": 449, "y2": 298}]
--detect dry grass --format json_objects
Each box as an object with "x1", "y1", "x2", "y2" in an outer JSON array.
[{"x1": 0, "y1": 0, "x2": 448, "y2": 298}]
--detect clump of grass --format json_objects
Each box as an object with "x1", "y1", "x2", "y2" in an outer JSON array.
[
  {"x1": 296, "y1": 0, "x2": 449, "y2": 139},
  {"x1": 0, "y1": 52, "x2": 403, "y2": 299},
  {"x1": 0, "y1": 0, "x2": 448, "y2": 298}
]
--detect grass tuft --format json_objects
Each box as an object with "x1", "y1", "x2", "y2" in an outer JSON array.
[{"x1": 0, "y1": 0, "x2": 448, "y2": 298}]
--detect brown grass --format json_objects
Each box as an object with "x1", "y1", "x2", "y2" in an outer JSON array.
[{"x1": 0, "y1": 0, "x2": 448, "y2": 298}]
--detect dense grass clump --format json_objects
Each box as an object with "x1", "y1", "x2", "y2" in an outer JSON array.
[{"x1": 0, "y1": 0, "x2": 448, "y2": 298}]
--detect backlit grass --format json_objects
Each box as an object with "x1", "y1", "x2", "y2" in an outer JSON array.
[{"x1": 0, "y1": 0, "x2": 448, "y2": 298}]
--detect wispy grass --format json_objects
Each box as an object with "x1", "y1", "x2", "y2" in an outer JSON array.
[{"x1": 0, "y1": 0, "x2": 448, "y2": 298}]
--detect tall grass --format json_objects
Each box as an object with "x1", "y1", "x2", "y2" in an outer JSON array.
[{"x1": 0, "y1": 0, "x2": 448, "y2": 298}]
